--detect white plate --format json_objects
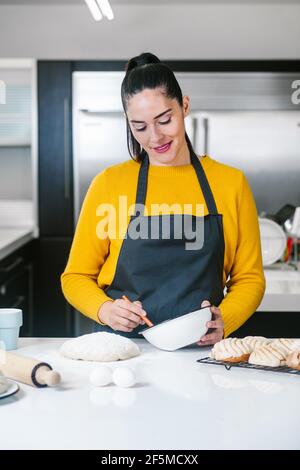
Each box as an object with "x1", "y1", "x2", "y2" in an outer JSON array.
[
  {"x1": 259, "y1": 218, "x2": 287, "y2": 266},
  {"x1": 0, "y1": 379, "x2": 19, "y2": 399}
]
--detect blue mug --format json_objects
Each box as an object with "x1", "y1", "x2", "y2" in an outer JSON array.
[{"x1": 0, "y1": 309, "x2": 23, "y2": 350}]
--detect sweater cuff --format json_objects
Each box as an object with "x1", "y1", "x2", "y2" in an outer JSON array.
[
  {"x1": 219, "y1": 304, "x2": 239, "y2": 338},
  {"x1": 84, "y1": 294, "x2": 113, "y2": 325},
  {"x1": 97, "y1": 299, "x2": 113, "y2": 325}
]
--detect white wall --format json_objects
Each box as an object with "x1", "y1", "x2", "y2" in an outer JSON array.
[{"x1": 0, "y1": 4, "x2": 299, "y2": 59}]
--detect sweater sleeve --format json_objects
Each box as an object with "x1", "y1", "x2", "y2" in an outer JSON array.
[
  {"x1": 219, "y1": 173, "x2": 266, "y2": 337},
  {"x1": 61, "y1": 170, "x2": 112, "y2": 324}
]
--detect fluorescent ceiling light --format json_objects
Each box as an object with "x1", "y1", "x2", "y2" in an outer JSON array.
[
  {"x1": 96, "y1": 0, "x2": 114, "y2": 21},
  {"x1": 84, "y1": 0, "x2": 103, "y2": 21}
]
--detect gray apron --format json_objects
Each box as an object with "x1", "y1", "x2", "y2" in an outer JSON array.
[{"x1": 95, "y1": 149, "x2": 225, "y2": 338}]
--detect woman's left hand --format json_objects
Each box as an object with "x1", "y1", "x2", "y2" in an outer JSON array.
[{"x1": 197, "y1": 300, "x2": 224, "y2": 346}]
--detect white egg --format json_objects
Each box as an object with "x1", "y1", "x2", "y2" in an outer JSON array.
[
  {"x1": 112, "y1": 367, "x2": 136, "y2": 388},
  {"x1": 89, "y1": 366, "x2": 112, "y2": 387}
]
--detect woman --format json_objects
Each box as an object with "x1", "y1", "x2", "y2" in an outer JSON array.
[{"x1": 61, "y1": 52, "x2": 265, "y2": 346}]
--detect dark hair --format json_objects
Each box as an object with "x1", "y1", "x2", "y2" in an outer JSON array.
[{"x1": 121, "y1": 52, "x2": 194, "y2": 162}]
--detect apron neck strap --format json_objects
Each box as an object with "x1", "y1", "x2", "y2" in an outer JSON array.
[
  {"x1": 190, "y1": 151, "x2": 218, "y2": 214},
  {"x1": 134, "y1": 151, "x2": 218, "y2": 216}
]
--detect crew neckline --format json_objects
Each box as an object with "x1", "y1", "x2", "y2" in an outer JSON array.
[{"x1": 147, "y1": 155, "x2": 213, "y2": 177}]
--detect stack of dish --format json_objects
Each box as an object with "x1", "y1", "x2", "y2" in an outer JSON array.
[{"x1": 258, "y1": 218, "x2": 287, "y2": 266}]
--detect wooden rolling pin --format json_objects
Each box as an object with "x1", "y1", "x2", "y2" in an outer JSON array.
[{"x1": 0, "y1": 350, "x2": 61, "y2": 388}]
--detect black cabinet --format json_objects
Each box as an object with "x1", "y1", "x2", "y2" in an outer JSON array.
[
  {"x1": 38, "y1": 61, "x2": 73, "y2": 237},
  {"x1": 232, "y1": 310, "x2": 300, "y2": 338},
  {"x1": 37, "y1": 61, "x2": 75, "y2": 336},
  {"x1": 34, "y1": 237, "x2": 73, "y2": 337},
  {"x1": 0, "y1": 242, "x2": 34, "y2": 337}
]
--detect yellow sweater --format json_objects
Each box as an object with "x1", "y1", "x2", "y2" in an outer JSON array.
[{"x1": 61, "y1": 155, "x2": 266, "y2": 338}]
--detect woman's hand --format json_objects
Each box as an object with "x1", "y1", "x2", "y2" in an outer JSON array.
[
  {"x1": 197, "y1": 299, "x2": 224, "y2": 346},
  {"x1": 98, "y1": 299, "x2": 147, "y2": 333}
]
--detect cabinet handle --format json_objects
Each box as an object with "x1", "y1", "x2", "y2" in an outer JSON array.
[
  {"x1": 0, "y1": 284, "x2": 6, "y2": 295},
  {"x1": 0, "y1": 257, "x2": 24, "y2": 273},
  {"x1": 64, "y1": 97, "x2": 70, "y2": 200},
  {"x1": 10, "y1": 296, "x2": 25, "y2": 309}
]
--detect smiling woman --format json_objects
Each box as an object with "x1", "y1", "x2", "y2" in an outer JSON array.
[
  {"x1": 61, "y1": 52, "x2": 266, "y2": 346},
  {"x1": 126, "y1": 89, "x2": 190, "y2": 167}
]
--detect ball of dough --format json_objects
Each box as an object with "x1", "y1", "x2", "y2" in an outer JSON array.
[
  {"x1": 89, "y1": 366, "x2": 112, "y2": 387},
  {"x1": 60, "y1": 332, "x2": 140, "y2": 362},
  {"x1": 112, "y1": 367, "x2": 136, "y2": 388}
]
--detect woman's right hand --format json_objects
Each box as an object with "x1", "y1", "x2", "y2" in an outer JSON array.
[{"x1": 98, "y1": 298, "x2": 147, "y2": 332}]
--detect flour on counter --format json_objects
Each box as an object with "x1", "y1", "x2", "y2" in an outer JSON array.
[{"x1": 59, "y1": 332, "x2": 140, "y2": 362}]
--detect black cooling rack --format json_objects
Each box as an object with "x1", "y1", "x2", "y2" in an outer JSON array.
[{"x1": 197, "y1": 356, "x2": 300, "y2": 375}]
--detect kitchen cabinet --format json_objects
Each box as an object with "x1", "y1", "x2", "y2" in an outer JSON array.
[
  {"x1": 0, "y1": 241, "x2": 34, "y2": 337},
  {"x1": 233, "y1": 310, "x2": 300, "y2": 338},
  {"x1": 33, "y1": 238, "x2": 73, "y2": 337},
  {"x1": 0, "y1": 60, "x2": 37, "y2": 204},
  {"x1": 38, "y1": 61, "x2": 73, "y2": 237},
  {"x1": 0, "y1": 62, "x2": 32, "y2": 147},
  {"x1": 37, "y1": 61, "x2": 75, "y2": 336}
]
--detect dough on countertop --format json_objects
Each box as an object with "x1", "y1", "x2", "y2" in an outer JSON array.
[{"x1": 60, "y1": 332, "x2": 140, "y2": 362}]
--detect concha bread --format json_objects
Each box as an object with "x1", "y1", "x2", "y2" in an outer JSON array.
[
  {"x1": 210, "y1": 336, "x2": 270, "y2": 362},
  {"x1": 271, "y1": 338, "x2": 300, "y2": 356},
  {"x1": 286, "y1": 350, "x2": 300, "y2": 371},
  {"x1": 210, "y1": 338, "x2": 252, "y2": 362},
  {"x1": 249, "y1": 344, "x2": 286, "y2": 367},
  {"x1": 242, "y1": 336, "x2": 270, "y2": 350}
]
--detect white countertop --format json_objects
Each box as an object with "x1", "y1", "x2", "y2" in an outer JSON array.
[
  {"x1": 1, "y1": 338, "x2": 299, "y2": 450},
  {"x1": 259, "y1": 266, "x2": 300, "y2": 311},
  {"x1": 0, "y1": 228, "x2": 34, "y2": 261}
]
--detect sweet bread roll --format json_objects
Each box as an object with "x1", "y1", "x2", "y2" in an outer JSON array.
[
  {"x1": 210, "y1": 338, "x2": 252, "y2": 363},
  {"x1": 242, "y1": 336, "x2": 270, "y2": 350},
  {"x1": 271, "y1": 338, "x2": 300, "y2": 356},
  {"x1": 286, "y1": 350, "x2": 300, "y2": 371},
  {"x1": 249, "y1": 344, "x2": 286, "y2": 367}
]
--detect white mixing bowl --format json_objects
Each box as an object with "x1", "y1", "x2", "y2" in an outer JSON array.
[{"x1": 139, "y1": 306, "x2": 212, "y2": 351}]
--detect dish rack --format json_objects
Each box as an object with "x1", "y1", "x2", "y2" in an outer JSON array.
[{"x1": 197, "y1": 356, "x2": 300, "y2": 376}]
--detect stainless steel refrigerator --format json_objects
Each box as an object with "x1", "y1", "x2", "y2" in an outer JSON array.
[{"x1": 190, "y1": 110, "x2": 300, "y2": 214}]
